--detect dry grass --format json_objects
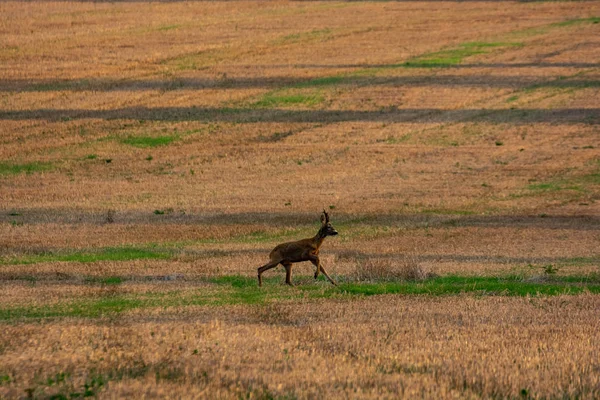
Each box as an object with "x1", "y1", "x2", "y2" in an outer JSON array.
[
  {"x1": 1, "y1": 296, "x2": 600, "y2": 398},
  {"x1": 1, "y1": 0, "x2": 600, "y2": 398},
  {"x1": 342, "y1": 251, "x2": 435, "y2": 282}
]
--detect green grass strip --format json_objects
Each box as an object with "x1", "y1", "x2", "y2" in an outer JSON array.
[
  {"x1": 400, "y1": 42, "x2": 523, "y2": 68},
  {"x1": 0, "y1": 161, "x2": 53, "y2": 176},
  {"x1": 120, "y1": 135, "x2": 178, "y2": 148},
  {"x1": 1, "y1": 247, "x2": 170, "y2": 266},
  {"x1": 338, "y1": 276, "x2": 599, "y2": 297},
  {"x1": 215, "y1": 275, "x2": 600, "y2": 296},
  {"x1": 2, "y1": 275, "x2": 599, "y2": 321}
]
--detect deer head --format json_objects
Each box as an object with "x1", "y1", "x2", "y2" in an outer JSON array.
[{"x1": 319, "y1": 210, "x2": 338, "y2": 237}]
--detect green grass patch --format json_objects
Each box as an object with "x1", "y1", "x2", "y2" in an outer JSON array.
[
  {"x1": 0, "y1": 161, "x2": 53, "y2": 176},
  {"x1": 84, "y1": 276, "x2": 123, "y2": 285},
  {"x1": 338, "y1": 275, "x2": 600, "y2": 297},
  {"x1": 553, "y1": 274, "x2": 600, "y2": 284},
  {"x1": 2, "y1": 275, "x2": 599, "y2": 321},
  {"x1": 210, "y1": 275, "x2": 258, "y2": 288},
  {"x1": 294, "y1": 76, "x2": 347, "y2": 88},
  {"x1": 222, "y1": 288, "x2": 267, "y2": 305},
  {"x1": 518, "y1": 167, "x2": 600, "y2": 199},
  {"x1": 120, "y1": 135, "x2": 178, "y2": 148},
  {"x1": 401, "y1": 42, "x2": 522, "y2": 68},
  {"x1": 0, "y1": 247, "x2": 170, "y2": 266},
  {"x1": 527, "y1": 179, "x2": 588, "y2": 194}
]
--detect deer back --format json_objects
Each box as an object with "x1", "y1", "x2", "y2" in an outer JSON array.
[{"x1": 269, "y1": 237, "x2": 319, "y2": 263}]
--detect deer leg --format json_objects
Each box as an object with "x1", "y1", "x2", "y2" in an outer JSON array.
[
  {"x1": 257, "y1": 260, "x2": 280, "y2": 287},
  {"x1": 282, "y1": 262, "x2": 293, "y2": 286},
  {"x1": 318, "y1": 264, "x2": 337, "y2": 286},
  {"x1": 310, "y1": 257, "x2": 337, "y2": 286},
  {"x1": 309, "y1": 257, "x2": 320, "y2": 279}
]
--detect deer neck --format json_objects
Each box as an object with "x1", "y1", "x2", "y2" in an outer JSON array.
[{"x1": 312, "y1": 227, "x2": 328, "y2": 249}]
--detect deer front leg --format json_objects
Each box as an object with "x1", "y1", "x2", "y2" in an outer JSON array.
[
  {"x1": 319, "y1": 264, "x2": 337, "y2": 286},
  {"x1": 310, "y1": 257, "x2": 337, "y2": 286}
]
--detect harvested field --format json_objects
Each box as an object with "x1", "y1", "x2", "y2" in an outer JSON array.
[
  {"x1": 1, "y1": 1, "x2": 599, "y2": 398},
  {"x1": 2, "y1": 295, "x2": 600, "y2": 398}
]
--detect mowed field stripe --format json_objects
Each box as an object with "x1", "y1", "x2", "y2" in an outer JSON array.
[{"x1": 1, "y1": 275, "x2": 599, "y2": 321}]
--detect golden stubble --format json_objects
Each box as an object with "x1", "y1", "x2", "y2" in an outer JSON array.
[{"x1": 1, "y1": 295, "x2": 599, "y2": 398}]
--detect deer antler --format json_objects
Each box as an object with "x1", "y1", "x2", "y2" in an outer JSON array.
[{"x1": 322, "y1": 209, "x2": 329, "y2": 224}]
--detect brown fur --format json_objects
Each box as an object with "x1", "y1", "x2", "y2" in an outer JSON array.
[{"x1": 258, "y1": 211, "x2": 338, "y2": 286}]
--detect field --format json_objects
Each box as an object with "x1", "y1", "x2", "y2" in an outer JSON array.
[{"x1": 1, "y1": 0, "x2": 599, "y2": 398}]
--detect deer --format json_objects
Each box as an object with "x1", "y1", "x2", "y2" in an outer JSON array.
[{"x1": 257, "y1": 210, "x2": 338, "y2": 287}]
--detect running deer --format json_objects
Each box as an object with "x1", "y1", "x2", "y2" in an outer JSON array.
[{"x1": 257, "y1": 210, "x2": 338, "y2": 287}]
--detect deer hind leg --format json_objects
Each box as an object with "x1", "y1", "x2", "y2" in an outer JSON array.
[
  {"x1": 310, "y1": 258, "x2": 337, "y2": 286},
  {"x1": 257, "y1": 259, "x2": 280, "y2": 287},
  {"x1": 282, "y1": 262, "x2": 293, "y2": 286},
  {"x1": 310, "y1": 256, "x2": 320, "y2": 279}
]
